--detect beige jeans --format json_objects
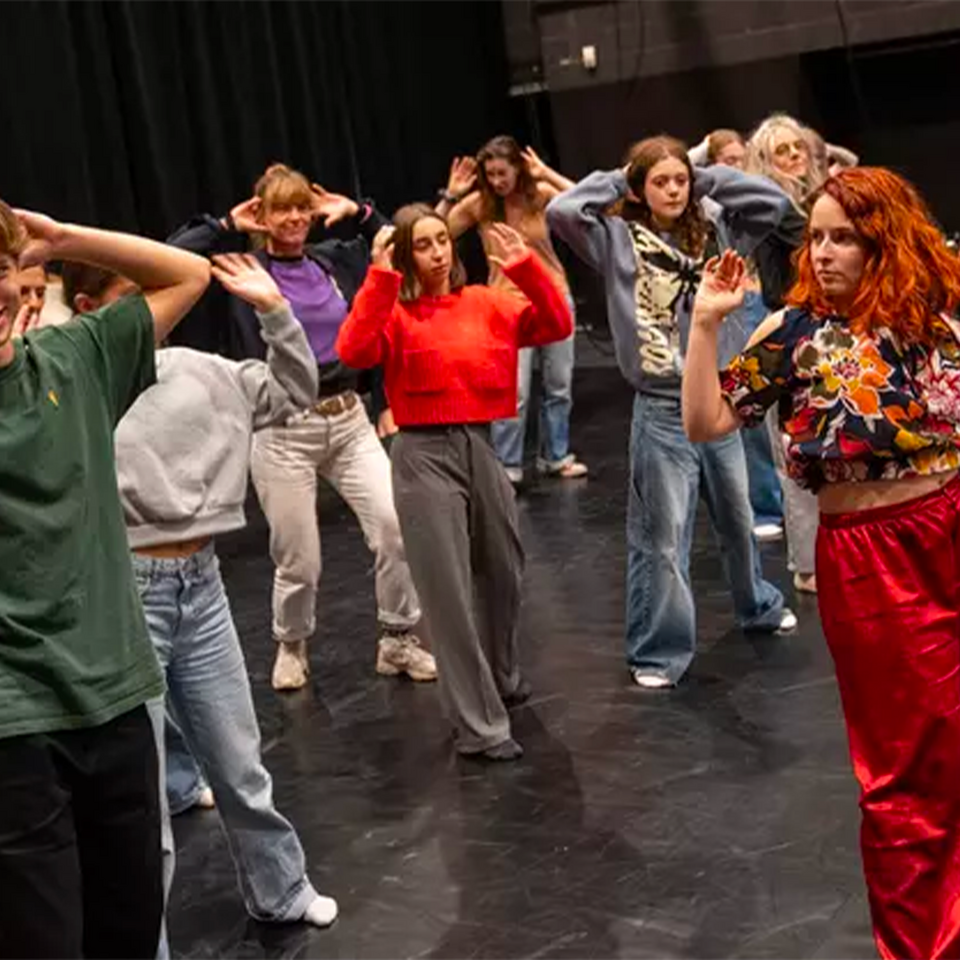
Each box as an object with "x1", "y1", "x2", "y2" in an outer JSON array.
[{"x1": 251, "y1": 401, "x2": 421, "y2": 644}]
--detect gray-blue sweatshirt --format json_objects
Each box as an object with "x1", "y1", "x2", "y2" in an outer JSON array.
[{"x1": 546, "y1": 165, "x2": 798, "y2": 397}]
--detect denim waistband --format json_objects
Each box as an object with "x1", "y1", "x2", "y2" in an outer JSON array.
[{"x1": 130, "y1": 541, "x2": 217, "y2": 578}]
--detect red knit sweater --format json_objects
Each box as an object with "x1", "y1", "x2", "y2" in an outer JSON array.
[{"x1": 336, "y1": 252, "x2": 573, "y2": 426}]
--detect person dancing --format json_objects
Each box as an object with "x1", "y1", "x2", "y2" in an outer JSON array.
[
  {"x1": 547, "y1": 136, "x2": 796, "y2": 689},
  {"x1": 0, "y1": 201, "x2": 209, "y2": 959},
  {"x1": 438, "y1": 136, "x2": 586, "y2": 484},
  {"x1": 169, "y1": 163, "x2": 432, "y2": 691},
  {"x1": 683, "y1": 166, "x2": 960, "y2": 959},
  {"x1": 64, "y1": 254, "x2": 338, "y2": 933},
  {"x1": 337, "y1": 209, "x2": 572, "y2": 759}
]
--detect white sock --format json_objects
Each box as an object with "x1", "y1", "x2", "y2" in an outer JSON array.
[{"x1": 303, "y1": 894, "x2": 338, "y2": 928}]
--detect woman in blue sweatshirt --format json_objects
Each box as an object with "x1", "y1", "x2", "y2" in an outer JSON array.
[{"x1": 547, "y1": 135, "x2": 800, "y2": 688}]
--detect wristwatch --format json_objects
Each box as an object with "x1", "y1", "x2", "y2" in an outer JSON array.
[{"x1": 438, "y1": 189, "x2": 460, "y2": 205}]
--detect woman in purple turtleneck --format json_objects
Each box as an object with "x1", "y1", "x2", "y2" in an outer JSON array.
[{"x1": 168, "y1": 164, "x2": 434, "y2": 709}]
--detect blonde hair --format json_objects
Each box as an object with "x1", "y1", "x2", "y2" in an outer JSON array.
[
  {"x1": 0, "y1": 199, "x2": 26, "y2": 260},
  {"x1": 253, "y1": 163, "x2": 313, "y2": 211},
  {"x1": 746, "y1": 113, "x2": 824, "y2": 212}
]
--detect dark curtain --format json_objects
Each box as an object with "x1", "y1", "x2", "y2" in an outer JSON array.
[{"x1": 0, "y1": 0, "x2": 526, "y2": 350}]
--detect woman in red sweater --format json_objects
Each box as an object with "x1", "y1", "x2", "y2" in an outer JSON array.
[{"x1": 337, "y1": 204, "x2": 572, "y2": 760}]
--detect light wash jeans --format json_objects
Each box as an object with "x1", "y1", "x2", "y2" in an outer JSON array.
[
  {"x1": 626, "y1": 393, "x2": 785, "y2": 683},
  {"x1": 164, "y1": 710, "x2": 208, "y2": 815},
  {"x1": 251, "y1": 399, "x2": 420, "y2": 644},
  {"x1": 491, "y1": 330, "x2": 575, "y2": 470},
  {"x1": 132, "y1": 544, "x2": 318, "y2": 923},
  {"x1": 729, "y1": 291, "x2": 782, "y2": 527}
]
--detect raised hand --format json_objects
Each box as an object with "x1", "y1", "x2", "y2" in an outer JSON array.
[
  {"x1": 14, "y1": 210, "x2": 67, "y2": 268},
  {"x1": 693, "y1": 249, "x2": 748, "y2": 322},
  {"x1": 521, "y1": 146, "x2": 547, "y2": 181},
  {"x1": 310, "y1": 184, "x2": 360, "y2": 228},
  {"x1": 12, "y1": 302, "x2": 40, "y2": 337},
  {"x1": 486, "y1": 223, "x2": 528, "y2": 268},
  {"x1": 228, "y1": 197, "x2": 268, "y2": 234},
  {"x1": 211, "y1": 253, "x2": 285, "y2": 313},
  {"x1": 371, "y1": 225, "x2": 396, "y2": 270},
  {"x1": 446, "y1": 156, "x2": 478, "y2": 199}
]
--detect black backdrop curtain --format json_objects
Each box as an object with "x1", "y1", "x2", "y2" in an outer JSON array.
[{"x1": 0, "y1": 0, "x2": 526, "y2": 351}]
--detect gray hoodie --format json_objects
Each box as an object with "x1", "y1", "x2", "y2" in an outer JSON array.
[
  {"x1": 546, "y1": 165, "x2": 801, "y2": 398},
  {"x1": 115, "y1": 304, "x2": 318, "y2": 548}
]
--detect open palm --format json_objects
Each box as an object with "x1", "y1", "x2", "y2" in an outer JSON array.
[
  {"x1": 211, "y1": 253, "x2": 284, "y2": 312},
  {"x1": 310, "y1": 185, "x2": 359, "y2": 227},
  {"x1": 694, "y1": 250, "x2": 748, "y2": 319}
]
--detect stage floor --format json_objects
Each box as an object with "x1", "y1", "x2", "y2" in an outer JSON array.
[{"x1": 167, "y1": 369, "x2": 875, "y2": 959}]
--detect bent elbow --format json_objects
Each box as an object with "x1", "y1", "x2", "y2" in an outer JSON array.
[{"x1": 683, "y1": 413, "x2": 718, "y2": 444}]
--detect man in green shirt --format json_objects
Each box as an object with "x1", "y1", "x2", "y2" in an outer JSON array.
[{"x1": 0, "y1": 199, "x2": 209, "y2": 959}]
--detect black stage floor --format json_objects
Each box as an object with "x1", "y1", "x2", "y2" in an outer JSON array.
[{"x1": 167, "y1": 367, "x2": 876, "y2": 959}]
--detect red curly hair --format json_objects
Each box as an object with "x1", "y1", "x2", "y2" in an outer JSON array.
[{"x1": 787, "y1": 166, "x2": 960, "y2": 345}]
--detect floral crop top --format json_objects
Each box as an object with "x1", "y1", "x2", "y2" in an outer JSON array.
[{"x1": 720, "y1": 307, "x2": 960, "y2": 492}]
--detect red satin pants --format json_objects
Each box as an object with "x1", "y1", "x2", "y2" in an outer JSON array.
[{"x1": 818, "y1": 477, "x2": 960, "y2": 959}]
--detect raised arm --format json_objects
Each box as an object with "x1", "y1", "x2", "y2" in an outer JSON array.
[
  {"x1": 436, "y1": 157, "x2": 481, "y2": 239},
  {"x1": 694, "y1": 164, "x2": 804, "y2": 253},
  {"x1": 522, "y1": 146, "x2": 576, "y2": 199},
  {"x1": 210, "y1": 254, "x2": 319, "y2": 425},
  {"x1": 335, "y1": 229, "x2": 400, "y2": 369},
  {"x1": 167, "y1": 197, "x2": 263, "y2": 256},
  {"x1": 683, "y1": 251, "x2": 786, "y2": 442},
  {"x1": 487, "y1": 224, "x2": 572, "y2": 347},
  {"x1": 545, "y1": 169, "x2": 628, "y2": 272},
  {"x1": 18, "y1": 211, "x2": 210, "y2": 344}
]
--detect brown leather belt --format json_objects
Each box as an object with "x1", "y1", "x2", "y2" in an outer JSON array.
[
  {"x1": 314, "y1": 391, "x2": 358, "y2": 417},
  {"x1": 134, "y1": 536, "x2": 212, "y2": 559}
]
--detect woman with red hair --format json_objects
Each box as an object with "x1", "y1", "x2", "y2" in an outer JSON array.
[{"x1": 682, "y1": 166, "x2": 960, "y2": 958}]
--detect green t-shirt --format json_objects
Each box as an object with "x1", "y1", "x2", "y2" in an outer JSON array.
[{"x1": 0, "y1": 294, "x2": 164, "y2": 739}]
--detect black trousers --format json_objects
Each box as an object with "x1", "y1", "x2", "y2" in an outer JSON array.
[{"x1": 0, "y1": 705, "x2": 162, "y2": 959}]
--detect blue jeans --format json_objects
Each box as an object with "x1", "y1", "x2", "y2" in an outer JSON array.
[
  {"x1": 132, "y1": 544, "x2": 318, "y2": 923},
  {"x1": 164, "y1": 710, "x2": 209, "y2": 815},
  {"x1": 625, "y1": 394, "x2": 785, "y2": 683},
  {"x1": 742, "y1": 423, "x2": 783, "y2": 527},
  {"x1": 726, "y1": 290, "x2": 782, "y2": 526},
  {"x1": 491, "y1": 331, "x2": 575, "y2": 468}
]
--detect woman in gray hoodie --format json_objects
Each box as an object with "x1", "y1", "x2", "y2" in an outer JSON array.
[
  {"x1": 547, "y1": 135, "x2": 801, "y2": 688},
  {"x1": 64, "y1": 254, "x2": 338, "y2": 936}
]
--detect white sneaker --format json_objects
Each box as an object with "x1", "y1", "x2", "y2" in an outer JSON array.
[
  {"x1": 196, "y1": 786, "x2": 216, "y2": 810},
  {"x1": 504, "y1": 466, "x2": 524, "y2": 485},
  {"x1": 777, "y1": 608, "x2": 798, "y2": 633},
  {"x1": 303, "y1": 893, "x2": 338, "y2": 928},
  {"x1": 271, "y1": 640, "x2": 310, "y2": 692},
  {"x1": 753, "y1": 523, "x2": 784, "y2": 541},
  {"x1": 377, "y1": 634, "x2": 437, "y2": 681},
  {"x1": 631, "y1": 670, "x2": 674, "y2": 689}
]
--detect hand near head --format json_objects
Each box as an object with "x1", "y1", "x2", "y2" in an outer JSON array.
[
  {"x1": 229, "y1": 197, "x2": 267, "y2": 234},
  {"x1": 371, "y1": 225, "x2": 396, "y2": 270},
  {"x1": 693, "y1": 250, "x2": 748, "y2": 322},
  {"x1": 310, "y1": 184, "x2": 360, "y2": 228},
  {"x1": 486, "y1": 223, "x2": 528, "y2": 269},
  {"x1": 211, "y1": 253, "x2": 285, "y2": 313},
  {"x1": 521, "y1": 146, "x2": 547, "y2": 181},
  {"x1": 12, "y1": 302, "x2": 41, "y2": 337},
  {"x1": 14, "y1": 210, "x2": 67, "y2": 269},
  {"x1": 446, "y1": 156, "x2": 478, "y2": 199}
]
